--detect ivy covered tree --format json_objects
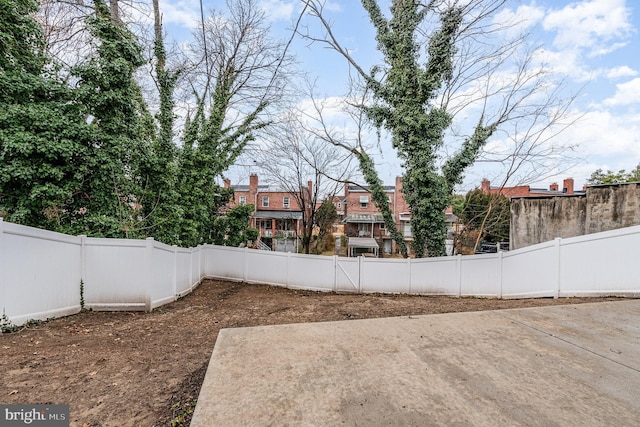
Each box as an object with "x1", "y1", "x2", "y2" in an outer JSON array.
[
  {"x1": 70, "y1": 0, "x2": 152, "y2": 238},
  {"x1": 0, "y1": 0, "x2": 91, "y2": 230},
  {"x1": 303, "y1": 0, "x2": 568, "y2": 257}
]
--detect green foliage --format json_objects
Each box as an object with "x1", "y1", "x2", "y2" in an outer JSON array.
[
  {"x1": 0, "y1": 0, "x2": 92, "y2": 230},
  {"x1": 0, "y1": 0, "x2": 265, "y2": 249},
  {"x1": 211, "y1": 204, "x2": 256, "y2": 247},
  {"x1": 587, "y1": 163, "x2": 640, "y2": 185},
  {"x1": 360, "y1": 2, "x2": 496, "y2": 257},
  {"x1": 68, "y1": 0, "x2": 149, "y2": 238},
  {"x1": 459, "y1": 189, "x2": 510, "y2": 244}
]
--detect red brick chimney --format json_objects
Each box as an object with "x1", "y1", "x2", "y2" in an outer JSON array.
[
  {"x1": 549, "y1": 182, "x2": 558, "y2": 191},
  {"x1": 563, "y1": 178, "x2": 574, "y2": 195},
  {"x1": 481, "y1": 179, "x2": 490, "y2": 193},
  {"x1": 224, "y1": 178, "x2": 231, "y2": 188}
]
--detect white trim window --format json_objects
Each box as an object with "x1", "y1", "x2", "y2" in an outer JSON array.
[
  {"x1": 360, "y1": 195, "x2": 369, "y2": 208},
  {"x1": 262, "y1": 196, "x2": 269, "y2": 207},
  {"x1": 283, "y1": 196, "x2": 290, "y2": 208},
  {"x1": 239, "y1": 196, "x2": 246, "y2": 206}
]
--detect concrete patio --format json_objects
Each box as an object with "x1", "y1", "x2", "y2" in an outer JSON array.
[{"x1": 191, "y1": 299, "x2": 640, "y2": 426}]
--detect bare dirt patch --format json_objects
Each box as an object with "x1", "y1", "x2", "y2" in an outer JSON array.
[{"x1": 0, "y1": 279, "x2": 624, "y2": 426}]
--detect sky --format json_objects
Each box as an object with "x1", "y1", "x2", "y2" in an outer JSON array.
[{"x1": 157, "y1": 0, "x2": 640, "y2": 191}]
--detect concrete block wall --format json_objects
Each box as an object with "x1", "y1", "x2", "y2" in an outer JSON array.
[{"x1": 511, "y1": 182, "x2": 640, "y2": 249}]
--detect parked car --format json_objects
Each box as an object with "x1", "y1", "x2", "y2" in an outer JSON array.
[{"x1": 475, "y1": 242, "x2": 509, "y2": 254}]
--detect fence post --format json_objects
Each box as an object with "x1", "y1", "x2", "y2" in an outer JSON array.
[
  {"x1": 0, "y1": 219, "x2": 5, "y2": 314},
  {"x1": 243, "y1": 246, "x2": 249, "y2": 282},
  {"x1": 79, "y1": 235, "x2": 87, "y2": 307},
  {"x1": 333, "y1": 255, "x2": 338, "y2": 292},
  {"x1": 456, "y1": 254, "x2": 462, "y2": 297},
  {"x1": 173, "y1": 245, "x2": 178, "y2": 298},
  {"x1": 408, "y1": 257, "x2": 412, "y2": 294},
  {"x1": 497, "y1": 251, "x2": 503, "y2": 299},
  {"x1": 145, "y1": 237, "x2": 154, "y2": 311},
  {"x1": 358, "y1": 255, "x2": 362, "y2": 293},
  {"x1": 286, "y1": 252, "x2": 291, "y2": 288},
  {"x1": 554, "y1": 237, "x2": 561, "y2": 299}
]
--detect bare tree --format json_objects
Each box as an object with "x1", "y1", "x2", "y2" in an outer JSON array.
[
  {"x1": 182, "y1": 0, "x2": 295, "y2": 126},
  {"x1": 255, "y1": 111, "x2": 357, "y2": 254},
  {"x1": 293, "y1": 79, "x2": 410, "y2": 256},
  {"x1": 298, "y1": 0, "x2": 580, "y2": 257}
]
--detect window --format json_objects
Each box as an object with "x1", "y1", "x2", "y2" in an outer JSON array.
[
  {"x1": 262, "y1": 196, "x2": 269, "y2": 207},
  {"x1": 239, "y1": 196, "x2": 246, "y2": 206},
  {"x1": 283, "y1": 196, "x2": 290, "y2": 208},
  {"x1": 360, "y1": 196, "x2": 369, "y2": 209},
  {"x1": 380, "y1": 223, "x2": 385, "y2": 230},
  {"x1": 337, "y1": 202, "x2": 342, "y2": 209}
]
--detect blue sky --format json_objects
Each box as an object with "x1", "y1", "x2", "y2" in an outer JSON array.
[{"x1": 158, "y1": 0, "x2": 640, "y2": 191}]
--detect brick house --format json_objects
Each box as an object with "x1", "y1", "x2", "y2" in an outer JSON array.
[
  {"x1": 338, "y1": 177, "x2": 405, "y2": 255},
  {"x1": 338, "y1": 177, "x2": 458, "y2": 256},
  {"x1": 481, "y1": 178, "x2": 585, "y2": 198},
  {"x1": 224, "y1": 174, "x2": 311, "y2": 252}
]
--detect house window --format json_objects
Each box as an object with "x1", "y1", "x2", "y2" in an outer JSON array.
[
  {"x1": 358, "y1": 223, "x2": 369, "y2": 236},
  {"x1": 262, "y1": 196, "x2": 269, "y2": 207},
  {"x1": 380, "y1": 223, "x2": 385, "y2": 230},
  {"x1": 360, "y1": 195, "x2": 369, "y2": 208},
  {"x1": 337, "y1": 202, "x2": 342, "y2": 209},
  {"x1": 239, "y1": 196, "x2": 246, "y2": 206},
  {"x1": 283, "y1": 196, "x2": 290, "y2": 208}
]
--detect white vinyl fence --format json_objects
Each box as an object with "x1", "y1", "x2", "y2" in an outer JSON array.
[{"x1": 2, "y1": 218, "x2": 639, "y2": 326}]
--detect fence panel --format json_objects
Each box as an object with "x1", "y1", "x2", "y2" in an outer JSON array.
[
  {"x1": 559, "y1": 226, "x2": 640, "y2": 296},
  {"x1": 176, "y1": 247, "x2": 194, "y2": 295},
  {"x1": 460, "y1": 254, "x2": 501, "y2": 297},
  {"x1": 204, "y1": 245, "x2": 245, "y2": 281},
  {"x1": 150, "y1": 241, "x2": 176, "y2": 309},
  {"x1": 83, "y1": 238, "x2": 148, "y2": 310},
  {"x1": 245, "y1": 250, "x2": 288, "y2": 286},
  {"x1": 1, "y1": 222, "x2": 81, "y2": 325},
  {"x1": 287, "y1": 254, "x2": 334, "y2": 291},
  {"x1": 361, "y1": 258, "x2": 410, "y2": 294},
  {"x1": 410, "y1": 257, "x2": 459, "y2": 296},
  {"x1": 502, "y1": 242, "x2": 557, "y2": 298}
]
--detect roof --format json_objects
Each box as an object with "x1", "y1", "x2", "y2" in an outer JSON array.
[
  {"x1": 254, "y1": 211, "x2": 303, "y2": 220},
  {"x1": 347, "y1": 237, "x2": 379, "y2": 249},
  {"x1": 232, "y1": 184, "x2": 269, "y2": 191},
  {"x1": 343, "y1": 214, "x2": 385, "y2": 223},
  {"x1": 348, "y1": 184, "x2": 395, "y2": 192}
]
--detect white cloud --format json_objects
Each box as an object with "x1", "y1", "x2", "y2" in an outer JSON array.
[
  {"x1": 603, "y1": 78, "x2": 640, "y2": 106},
  {"x1": 605, "y1": 66, "x2": 638, "y2": 79},
  {"x1": 532, "y1": 47, "x2": 595, "y2": 82},
  {"x1": 159, "y1": 0, "x2": 201, "y2": 30},
  {"x1": 258, "y1": 0, "x2": 296, "y2": 22},
  {"x1": 543, "y1": 0, "x2": 632, "y2": 56},
  {"x1": 563, "y1": 110, "x2": 640, "y2": 158},
  {"x1": 492, "y1": 3, "x2": 545, "y2": 38}
]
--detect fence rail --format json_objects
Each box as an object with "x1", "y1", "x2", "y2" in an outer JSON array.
[{"x1": 1, "y1": 218, "x2": 639, "y2": 326}]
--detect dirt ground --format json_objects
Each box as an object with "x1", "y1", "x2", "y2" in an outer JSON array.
[{"x1": 0, "y1": 279, "x2": 625, "y2": 426}]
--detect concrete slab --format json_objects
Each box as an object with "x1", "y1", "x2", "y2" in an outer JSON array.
[{"x1": 191, "y1": 300, "x2": 640, "y2": 426}]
